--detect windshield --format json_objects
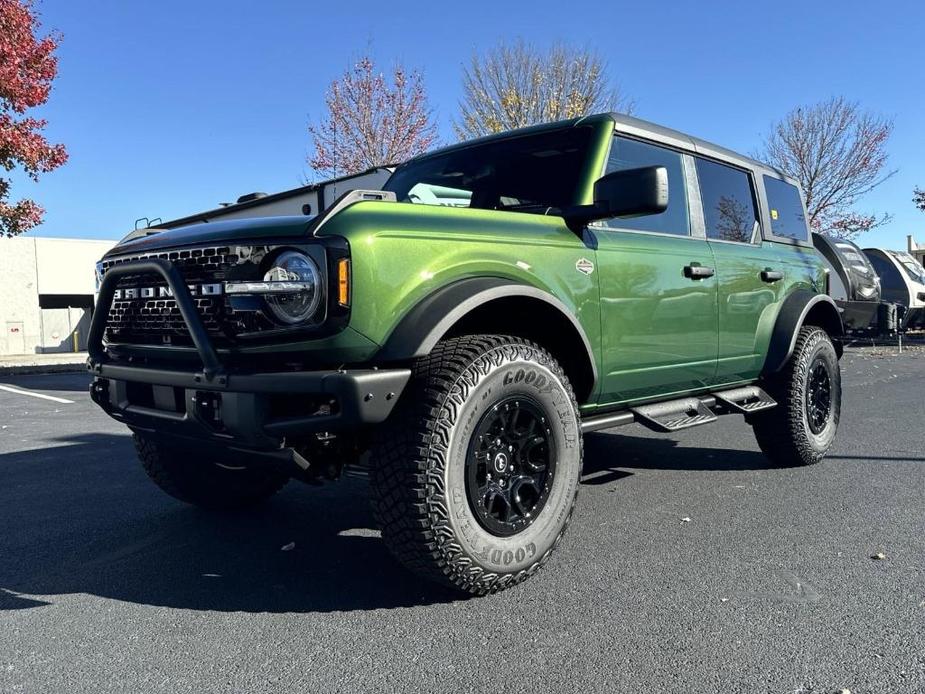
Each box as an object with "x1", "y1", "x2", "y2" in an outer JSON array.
[
  {"x1": 383, "y1": 126, "x2": 595, "y2": 214},
  {"x1": 891, "y1": 251, "x2": 925, "y2": 284}
]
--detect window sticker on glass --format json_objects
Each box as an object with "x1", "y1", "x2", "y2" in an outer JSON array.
[{"x1": 763, "y1": 176, "x2": 809, "y2": 241}]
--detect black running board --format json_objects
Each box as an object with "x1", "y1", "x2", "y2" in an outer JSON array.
[
  {"x1": 712, "y1": 385, "x2": 776, "y2": 414},
  {"x1": 631, "y1": 397, "x2": 717, "y2": 431},
  {"x1": 581, "y1": 386, "x2": 776, "y2": 434}
]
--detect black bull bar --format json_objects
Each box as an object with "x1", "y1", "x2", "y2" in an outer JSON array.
[
  {"x1": 86, "y1": 258, "x2": 409, "y2": 447},
  {"x1": 89, "y1": 257, "x2": 223, "y2": 381}
]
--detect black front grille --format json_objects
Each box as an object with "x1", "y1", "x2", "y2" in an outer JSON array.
[
  {"x1": 102, "y1": 245, "x2": 265, "y2": 347},
  {"x1": 108, "y1": 296, "x2": 224, "y2": 343},
  {"x1": 100, "y1": 245, "x2": 237, "y2": 281}
]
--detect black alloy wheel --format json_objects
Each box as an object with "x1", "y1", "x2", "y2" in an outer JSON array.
[
  {"x1": 466, "y1": 397, "x2": 556, "y2": 537},
  {"x1": 806, "y1": 359, "x2": 832, "y2": 434}
]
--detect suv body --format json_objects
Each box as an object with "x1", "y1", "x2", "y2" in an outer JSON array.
[{"x1": 89, "y1": 113, "x2": 843, "y2": 594}]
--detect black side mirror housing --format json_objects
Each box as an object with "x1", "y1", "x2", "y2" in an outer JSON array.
[
  {"x1": 563, "y1": 165, "x2": 669, "y2": 231},
  {"x1": 594, "y1": 165, "x2": 669, "y2": 219}
]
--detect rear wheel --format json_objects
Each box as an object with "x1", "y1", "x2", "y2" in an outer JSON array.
[
  {"x1": 750, "y1": 326, "x2": 841, "y2": 466},
  {"x1": 134, "y1": 434, "x2": 289, "y2": 510},
  {"x1": 370, "y1": 335, "x2": 582, "y2": 595}
]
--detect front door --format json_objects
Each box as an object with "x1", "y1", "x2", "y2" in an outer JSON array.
[{"x1": 594, "y1": 136, "x2": 718, "y2": 406}]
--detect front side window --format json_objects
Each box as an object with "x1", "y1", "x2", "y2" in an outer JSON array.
[
  {"x1": 764, "y1": 175, "x2": 809, "y2": 241},
  {"x1": 384, "y1": 126, "x2": 595, "y2": 213},
  {"x1": 603, "y1": 136, "x2": 689, "y2": 235},
  {"x1": 696, "y1": 158, "x2": 759, "y2": 243}
]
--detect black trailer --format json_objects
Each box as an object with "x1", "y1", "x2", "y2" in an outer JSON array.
[{"x1": 812, "y1": 233, "x2": 881, "y2": 331}]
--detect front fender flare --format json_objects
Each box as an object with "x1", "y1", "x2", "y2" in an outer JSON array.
[
  {"x1": 376, "y1": 276, "x2": 598, "y2": 386},
  {"x1": 762, "y1": 290, "x2": 844, "y2": 375}
]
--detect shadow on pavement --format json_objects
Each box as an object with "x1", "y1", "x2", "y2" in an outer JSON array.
[
  {"x1": 583, "y1": 430, "x2": 772, "y2": 478},
  {"x1": 0, "y1": 434, "x2": 460, "y2": 614},
  {"x1": 1, "y1": 372, "x2": 91, "y2": 393},
  {"x1": 3, "y1": 426, "x2": 891, "y2": 614}
]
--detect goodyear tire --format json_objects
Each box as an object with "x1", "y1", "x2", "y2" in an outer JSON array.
[
  {"x1": 134, "y1": 434, "x2": 289, "y2": 510},
  {"x1": 751, "y1": 326, "x2": 841, "y2": 466},
  {"x1": 370, "y1": 335, "x2": 582, "y2": 595}
]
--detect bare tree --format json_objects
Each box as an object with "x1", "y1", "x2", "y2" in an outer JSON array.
[
  {"x1": 758, "y1": 97, "x2": 895, "y2": 240},
  {"x1": 455, "y1": 39, "x2": 633, "y2": 139},
  {"x1": 307, "y1": 56, "x2": 438, "y2": 180},
  {"x1": 715, "y1": 196, "x2": 752, "y2": 243}
]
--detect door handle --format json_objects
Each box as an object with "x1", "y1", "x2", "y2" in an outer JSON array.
[
  {"x1": 760, "y1": 269, "x2": 784, "y2": 283},
  {"x1": 683, "y1": 264, "x2": 715, "y2": 280}
]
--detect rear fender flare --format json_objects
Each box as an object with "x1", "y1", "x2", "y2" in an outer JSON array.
[{"x1": 762, "y1": 290, "x2": 844, "y2": 375}]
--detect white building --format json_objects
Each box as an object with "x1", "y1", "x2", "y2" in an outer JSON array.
[{"x1": 0, "y1": 237, "x2": 115, "y2": 356}]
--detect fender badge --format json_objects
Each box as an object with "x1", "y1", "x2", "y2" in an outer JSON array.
[{"x1": 575, "y1": 257, "x2": 595, "y2": 276}]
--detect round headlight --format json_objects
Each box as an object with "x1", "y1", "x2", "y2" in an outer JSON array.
[{"x1": 263, "y1": 251, "x2": 322, "y2": 324}]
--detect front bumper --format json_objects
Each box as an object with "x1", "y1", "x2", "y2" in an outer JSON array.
[
  {"x1": 88, "y1": 256, "x2": 409, "y2": 451},
  {"x1": 89, "y1": 365, "x2": 410, "y2": 450}
]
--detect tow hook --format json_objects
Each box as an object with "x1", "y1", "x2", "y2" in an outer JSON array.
[
  {"x1": 192, "y1": 391, "x2": 224, "y2": 430},
  {"x1": 90, "y1": 379, "x2": 109, "y2": 405}
]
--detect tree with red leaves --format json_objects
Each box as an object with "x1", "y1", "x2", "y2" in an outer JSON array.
[
  {"x1": 758, "y1": 97, "x2": 894, "y2": 241},
  {"x1": 0, "y1": 0, "x2": 67, "y2": 237},
  {"x1": 307, "y1": 56, "x2": 437, "y2": 181}
]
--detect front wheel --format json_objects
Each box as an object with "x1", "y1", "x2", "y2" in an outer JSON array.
[
  {"x1": 750, "y1": 326, "x2": 841, "y2": 466},
  {"x1": 370, "y1": 335, "x2": 583, "y2": 595}
]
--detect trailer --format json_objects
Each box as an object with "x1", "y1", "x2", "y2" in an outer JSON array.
[
  {"x1": 863, "y1": 248, "x2": 925, "y2": 330},
  {"x1": 812, "y1": 233, "x2": 881, "y2": 332}
]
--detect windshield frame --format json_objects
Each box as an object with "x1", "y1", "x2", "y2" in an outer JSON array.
[{"x1": 383, "y1": 119, "x2": 613, "y2": 215}]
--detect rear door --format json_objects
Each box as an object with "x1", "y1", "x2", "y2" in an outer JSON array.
[
  {"x1": 593, "y1": 135, "x2": 718, "y2": 406},
  {"x1": 695, "y1": 157, "x2": 784, "y2": 384}
]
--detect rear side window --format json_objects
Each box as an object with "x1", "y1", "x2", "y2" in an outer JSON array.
[
  {"x1": 764, "y1": 176, "x2": 809, "y2": 241},
  {"x1": 695, "y1": 158, "x2": 758, "y2": 243},
  {"x1": 603, "y1": 136, "x2": 690, "y2": 236}
]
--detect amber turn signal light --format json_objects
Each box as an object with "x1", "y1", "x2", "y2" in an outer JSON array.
[{"x1": 337, "y1": 258, "x2": 350, "y2": 307}]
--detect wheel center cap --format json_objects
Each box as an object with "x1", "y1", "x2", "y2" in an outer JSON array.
[{"x1": 492, "y1": 452, "x2": 509, "y2": 474}]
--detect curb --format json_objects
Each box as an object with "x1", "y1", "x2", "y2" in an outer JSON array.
[{"x1": 0, "y1": 362, "x2": 88, "y2": 377}]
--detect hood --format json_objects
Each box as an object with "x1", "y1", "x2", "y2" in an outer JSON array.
[{"x1": 105, "y1": 215, "x2": 315, "y2": 257}]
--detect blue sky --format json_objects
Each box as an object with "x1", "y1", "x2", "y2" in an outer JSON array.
[{"x1": 16, "y1": 0, "x2": 925, "y2": 248}]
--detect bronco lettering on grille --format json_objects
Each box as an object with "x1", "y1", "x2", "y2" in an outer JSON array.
[{"x1": 113, "y1": 283, "x2": 223, "y2": 300}]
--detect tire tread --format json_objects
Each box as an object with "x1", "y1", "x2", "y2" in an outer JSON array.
[
  {"x1": 752, "y1": 326, "x2": 839, "y2": 467},
  {"x1": 370, "y1": 334, "x2": 581, "y2": 595}
]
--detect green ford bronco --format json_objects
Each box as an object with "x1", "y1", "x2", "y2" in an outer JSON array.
[{"x1": 89, "y1": 113, "x2": 843, "y2": 595}]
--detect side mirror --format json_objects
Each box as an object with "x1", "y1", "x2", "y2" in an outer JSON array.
[
  {"x1": 593, "y1": 165, "x2": 669, "y2": 219},
  {"x1": 561, "y1": 165, "x2": 668, "y2": 232}
]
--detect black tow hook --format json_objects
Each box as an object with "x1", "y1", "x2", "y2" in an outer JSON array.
[{"x1": 90, "y1": 379, "x2": 109, "y2": 405}]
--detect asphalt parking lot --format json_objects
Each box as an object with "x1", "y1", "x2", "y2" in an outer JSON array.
[{"x1": 1, "y1": 347, "x2": 923, "y2": 694}]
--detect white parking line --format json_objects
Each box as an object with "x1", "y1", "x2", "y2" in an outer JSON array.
[{"x1": 0, "y1": 384, "x2": 74, "y2": 404}]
